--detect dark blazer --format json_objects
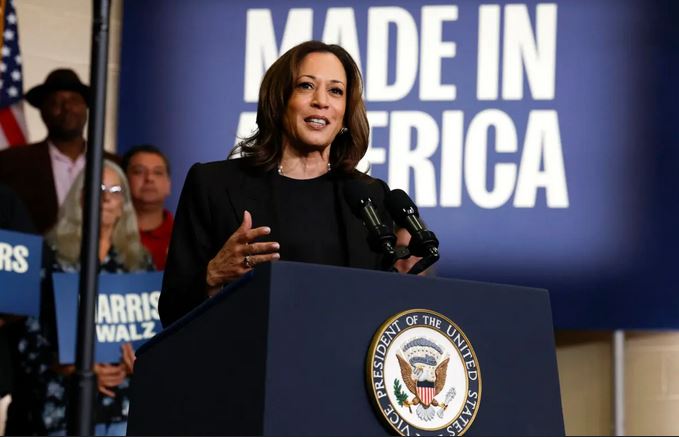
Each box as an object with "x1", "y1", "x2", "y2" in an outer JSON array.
[
  {"x1": 0, "y1": 183, "x2": 35, "y2": 233},
  {"x1": 0, "y1": 183, "x2": 34, "y2": 398},
  {"x1": 0, "y1": 141, "x2": 119, "y2": 234},
  {"x1": 0, "y1": 141, "x2": 58, "y2": 234},
  {"x1": 159, "y1": 158, "x2": 392, "y2": 327}
]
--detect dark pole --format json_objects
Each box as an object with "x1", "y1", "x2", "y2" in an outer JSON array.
[{"x1": 67, "y1": 0, "x2": 111, "y2": 435}]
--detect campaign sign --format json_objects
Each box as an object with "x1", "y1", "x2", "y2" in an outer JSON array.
[
  {"x1": 118, "y1": 0, "x2": 679, "y2": 328},
  {"x1": 0, "y1": 228, "x2": 42, "y2": 316},
  {"x1": 53, "y1": 272, "x2": 163, "y2": 364}
]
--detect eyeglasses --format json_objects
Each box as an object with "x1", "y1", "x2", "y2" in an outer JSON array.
[{"x1": 101, "y1": 184, "x2": 123, "y2": 195}]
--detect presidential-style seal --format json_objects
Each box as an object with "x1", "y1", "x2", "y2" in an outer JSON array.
[{"x1": 366, "y1": 309, "x2": 481, "y2": 436}]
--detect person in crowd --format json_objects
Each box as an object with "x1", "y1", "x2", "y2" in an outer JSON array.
[
  {"x1": 18, "y1": 160, "x2": 151, "y2": 436},
  {"x1": 0, "y1": 69, "x2": 118, "y2": 234},
  {"x1": 158, "y1": 40, "x2": 399, "y2": 327},
  {"x1": 0, "y1": 183, "x2": 34, "y2": 233},
  {"x1": 121, "y1": 144, "x2": 173, "y2": 270},
  {"x1": 0, "y1": 184, "x2": 35, "y2": 436}
]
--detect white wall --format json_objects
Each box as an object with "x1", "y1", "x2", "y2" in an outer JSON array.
[
  {"x1": 556, "y1": 331, "x2": 679, "y2": 436},
  {"x1": 15, "y1": 0, "x2": 123, "y2": 152}
]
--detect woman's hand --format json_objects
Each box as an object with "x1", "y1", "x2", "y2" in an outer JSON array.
[
  {"x1": 121, "y1": 343, "x2": 135, "y2": 375},
  {"x1": 94, "y1": 363, "x2": 126, "y2": 397},
  {"x1": 394, "y1": 228, "x2": 424, "y2": 275},
  {"x1": 206, "y1": 211, "x2": 280, "y2": 290},
  {"x1": 92, "y1": 344, "x2": 135, "y2": 397}
]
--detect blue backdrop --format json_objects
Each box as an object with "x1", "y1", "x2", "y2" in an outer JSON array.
[{"x1": 118, "y1": 0, "x2": 679, "y2": 329}]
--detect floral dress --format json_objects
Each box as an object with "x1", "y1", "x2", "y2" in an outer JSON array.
[{"x1": 18, "y1": 247, "x2": 153, "y2": 434}]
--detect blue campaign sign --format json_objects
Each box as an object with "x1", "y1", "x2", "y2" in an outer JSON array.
[
  {"x1": 0, "y1": 228, "x2": 42, "y2": 316},
  {"x1": 53, "y1": 272, "x2": 163, "y2": 364},
  {"x1": 118, "y1": 1, "x2": 679, "y2": 328}
]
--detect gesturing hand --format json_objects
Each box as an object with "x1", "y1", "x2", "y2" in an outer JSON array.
[{"x1": 205, "y1": 210, "x2": 280, "y2": 289}]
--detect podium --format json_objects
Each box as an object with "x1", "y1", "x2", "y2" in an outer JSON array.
[{"x1": 128, "y1": 262, "x2": 563, "y2": 435}]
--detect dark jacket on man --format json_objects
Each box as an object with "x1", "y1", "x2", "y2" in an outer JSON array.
[{"x1": 0, "y1": 141, "x2": 118, "y2": 234}]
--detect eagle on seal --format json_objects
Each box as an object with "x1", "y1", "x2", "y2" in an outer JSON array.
[{"x1": 396, "y1": 337, "x2": 450, "y2": 421}]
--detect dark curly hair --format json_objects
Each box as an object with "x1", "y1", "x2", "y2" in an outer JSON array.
[{"x1": 232, "y1": 40, "x2": 369, "y2": 174}]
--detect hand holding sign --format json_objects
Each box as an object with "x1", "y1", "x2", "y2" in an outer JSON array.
[
  {"x1": 95, "y1": 363, "x2": 127, "y2": 398},
  {"x1": 121, "y1": 342, "x2": 136, "y2": 375},
  {"x1": 94, "y1": 343, "x2": 135, "y2": 397}
]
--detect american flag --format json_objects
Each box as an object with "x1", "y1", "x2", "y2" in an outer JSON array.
[{"x1": 0, "y1": 0, "x2": 26, "y2": 150}]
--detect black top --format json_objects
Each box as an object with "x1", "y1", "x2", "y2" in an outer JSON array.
[
  {"x1": 159, "y1": 159, "x2": 393, "y2": 327},
  {"x1": 273, "y1": 172, "x2": 347, "y2": 267}
]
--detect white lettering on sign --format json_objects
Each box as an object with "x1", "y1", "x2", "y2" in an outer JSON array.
[
  {"x1": 0, "y1": 242, "x2": 29, "y2": 273},
  {"x1": 243, "y1": 8, "x2": 312, "y2": 102},
  {"x1": 502, "y1": 4, "x2": 558, "y2": 100},
  {"x1": 366, "y1": 6, "x2": 419, "y2": 101},
  {"x1": 321, "y1": 8, "x2": 363, "y2": 72},
  {"x1": 239, "y1": 4, "x2": 567, "y2": 209},
  {"x1": 95, "y1": 291, "x2": 161, "y2": 343},
  {"x1": 388, "y1": 111, "x2": 439, "y2": 207},
  {"x1": 419, "y1": 5, "x2": 458, "y2": 101}
]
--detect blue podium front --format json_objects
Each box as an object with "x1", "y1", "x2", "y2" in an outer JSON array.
[{"x1": 128, "y1": 261, "x2": 563, "y2": 436}]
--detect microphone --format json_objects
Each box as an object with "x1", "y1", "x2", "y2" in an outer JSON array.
[
  {"x1": 344, "y1": 179, "x2": 398, "y2": 269},
  {"x1": 385, "y1": 189, "x2": 440, "y2": 274}
]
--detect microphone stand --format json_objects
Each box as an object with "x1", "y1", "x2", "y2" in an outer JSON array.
[
  {"x1": 406, "y1": 246, "x2": 440, "y2": 275},
  {"x1": 388, "y1": 244, "x2": 439, "y2": 275},
  {"x1": 68, "y1": 0, "x2": 111, "y2": 435}
]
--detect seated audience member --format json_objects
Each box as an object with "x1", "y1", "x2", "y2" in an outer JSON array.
[
  {"x1": 18, "y1": 160, "x2": 151, "y2": 436},
  {"x1": 0, "y1": 68, "x2": 118, "y2": 234},
  {"x1": 122, "y1": 145, "x2": 173, "y2": 270}
]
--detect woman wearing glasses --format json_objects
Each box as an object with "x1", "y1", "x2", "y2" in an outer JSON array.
[{"x1": 18, "y1": 160, "x2": 152, "y2": 436}]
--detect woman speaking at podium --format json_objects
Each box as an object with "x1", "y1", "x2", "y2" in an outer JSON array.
[{"x1": 159, "y1": 41, "x2": 394, "y2": 327}]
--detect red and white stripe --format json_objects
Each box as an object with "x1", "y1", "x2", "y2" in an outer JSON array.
[
  {"x1": 0, "y1": 101, "x2": 27, "y2": 150},
  {"x1": 417, "y1": 386, "x2": 435, "y2": 406}
]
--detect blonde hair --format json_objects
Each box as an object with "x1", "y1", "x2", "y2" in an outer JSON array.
[{"x1": 47, "y1": 159, "x2": 149, "y2": 271}]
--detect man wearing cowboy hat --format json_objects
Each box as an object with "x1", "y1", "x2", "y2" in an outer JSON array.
[{"x1": 0, "y1": 68, "x2": 118, "y2": 234}]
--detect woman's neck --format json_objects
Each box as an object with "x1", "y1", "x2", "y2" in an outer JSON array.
[
  {"x1": 99, "y1": 226, "x2": 114, "y2": 262},
  {"x1": 279, "y1": 146, "x2": 331, "y2": 179}
]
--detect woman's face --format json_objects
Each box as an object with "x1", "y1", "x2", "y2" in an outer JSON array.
[
  {"x1": 283, "y1": 51, "x2": 347, "y2": 153},
  {"x1": 100, "y1": 167, "x2": 124, "y2": 229}
]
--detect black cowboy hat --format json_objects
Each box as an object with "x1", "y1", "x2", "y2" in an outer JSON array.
[{"x1": 25, "y1": 68, "x2": 90, "y2": 108}]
